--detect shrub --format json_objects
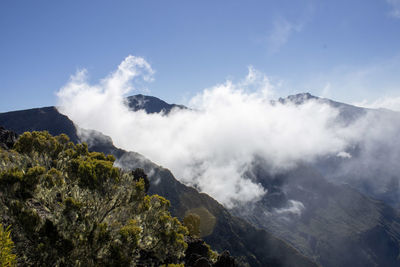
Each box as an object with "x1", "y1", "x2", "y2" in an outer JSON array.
[
  {"x1": 183, "y1": 213, "x2": 201, "y2": 238},
  {"x1": 119, "y1": 219, "x2": 141, "y2": 246},
  {"x1": 23, "y1": 166, "x2": 45, "y2": 191},
  {"x1": 0, "y1": 168, "x2": 23, "y2": 185},
  {"x1": 0, "y1": 224, "x2": 17, "y2": 267},
  {"x1": 0, "y1": 131, "x2": 216, "y2": 266}
]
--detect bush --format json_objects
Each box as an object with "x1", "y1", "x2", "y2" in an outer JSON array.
[
  {"x1": 0, "y1": 224, "x2": 17, "y2": 266},
  {"x1": 1, "y1": 131, "x2": 219, "y2": 266},
  {"x1": 0, "y1": 168, "x2": 23, "y2": 185},
  {"x1": 23, "y1": 166, "x2": 45, "y2": 191},
  {"x1": 183, "y1": 213, "x2": 201, "y2": 238},
  {"x1": 119, "y1": 219, "x2": 141, "y2": 246}
]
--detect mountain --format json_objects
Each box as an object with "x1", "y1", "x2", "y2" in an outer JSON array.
[
  {"x1": 0, "y1": 97, "x2": 317, "y2": 267},
  {"x1": 232, "y1": 162, "x2": 400, "y2": 267},
  {"x1": 126, "y1": 94, "x2": 186, "y2": 114},
  {"x1": 127, "y1": 93, "x2": 400, "y2": 267},
  {"x1": 282, "y1": 93, "x2": 400, "y2": 208},
  {"x1": 4, "y1": 93, "x2": 400, "y2": 267},
  {"x1": 278, "y1": 92, "x2": 368, "y2": 124},
  {"x1": 232, "y1": 93, "x2": 400, "y2": 267},
  {"x1": 0, "y1": 131, "x2": 193, "y2": 266},
  {"x1": 0, "y1": 106, "x2": 79, "y2": 143}
]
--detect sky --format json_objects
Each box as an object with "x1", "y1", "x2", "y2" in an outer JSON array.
[{"x1": 1, "y1": 0, "x2": 400, "y2": 112}]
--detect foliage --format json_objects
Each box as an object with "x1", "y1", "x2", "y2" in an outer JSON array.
[
  {"x1": 183, "y1": 213, "x2": 201, "y2": 238},
  {"x1": 0, "y1": 224, "x2": 17, "y2": 267},
  {"x1": 0, "y1": 131, "x2": 203, "y2": 266},
  {"x1": 132, "y1": 168, "x2": 150, "y2": 192}
]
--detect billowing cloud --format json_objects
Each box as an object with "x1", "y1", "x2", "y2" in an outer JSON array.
[{"x1": 57, "y1": 55, "x2": 364, "y2": 208}]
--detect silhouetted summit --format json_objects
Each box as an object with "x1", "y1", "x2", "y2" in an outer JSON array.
[{"x1": 126, "y1": 94, "x2": 186, "y2": 114}]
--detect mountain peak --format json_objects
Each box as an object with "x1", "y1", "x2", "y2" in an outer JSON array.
[
  {"x1": 279, "y1": 92, "x2": 319, "y2": 105},
  {"x1": 126, "y1": 94, "x2": 186, "y2": 114}
]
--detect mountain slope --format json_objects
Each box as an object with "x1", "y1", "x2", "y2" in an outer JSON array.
[
  {"x1": 232, "y1": 163, "x2": 400, "y2": 267},
  {"x1": 116, "y1": 151, "x2": 316, "y2": 267},
  {"x1": 127, "y1": 94, "x2": 400, "y2": 266},
  {"x1": 282, "y1": 93, "x2": 400, "y2": 208},
  {"x1": 0, "y1": 131, "x2": 192, "y2": 266},
  {"x1": 279, "y1": 92, "x2": 368, "y2": 124},
  {"x1": 6, "y1": 93, "x2": 400, "y2": 267},
  {"x1": 0, "y1": 100, "x2": 317, "y2": 267},
  {"x1": 0, "y1": 107, "x2": 80, "y2": 143}
]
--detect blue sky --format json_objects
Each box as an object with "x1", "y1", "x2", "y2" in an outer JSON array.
[{"x1": 1, "y1": 0, "x2": 400, "y2": 111}]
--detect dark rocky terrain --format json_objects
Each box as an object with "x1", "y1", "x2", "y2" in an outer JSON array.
[{"x1": 0, "y1": 126, "x2": 18, "y2": 150}]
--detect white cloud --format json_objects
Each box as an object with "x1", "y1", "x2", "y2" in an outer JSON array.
[
  {"x1": 328, "y1": 109, "x2": 400, "y2": 199},
  {"x1": 353, "y1": 96, "x2": 400, "y2": 112},
  {"x1": 267, "y1": 18, "x2": 303, "y2": 54},
  {"x1": 57, "y1": 55, "x2": 364, "y2": 208},
  {"x1": 387, "y1": 0, "x2": 400, "y2": 18},
  {"x1": 274, "y1": 200, "x2": 305, "y2": 216},
  {"x1": 337, "y1": 151, "x2": 352, "y2": 159}
]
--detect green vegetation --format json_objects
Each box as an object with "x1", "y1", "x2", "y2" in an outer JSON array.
[
  {"x1": 183, "y1": 213, "x2": 201, "y2": 238},
  {"x1": 0, "y1": 131, "x2": 219, "y2": 266},
  {"x1": 0, "y1": 224, "x2": 17, "y2": 267}
]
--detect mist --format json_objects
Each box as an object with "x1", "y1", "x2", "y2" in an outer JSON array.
[
  {"x1": 318, "y1": 108, "x2": 400, "y2": 206},
  {"x1": 57, "y1": 55, "x2": 375, "y2": 208}
]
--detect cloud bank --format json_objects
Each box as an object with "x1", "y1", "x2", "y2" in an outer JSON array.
[
  {"x1": 57, "y1": 55, "x2": 362, "y2": 208},
  {"x1": 354, "y1": 96, "x2": 400, "y2": 112}
]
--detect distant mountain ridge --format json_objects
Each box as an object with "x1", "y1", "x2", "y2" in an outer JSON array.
[
  {"x1": 3, "y1": 93, "x2": 400, "y2": 267},
  {"x1": 126, "y1": 94, "x2": 186, "y2": 114},
  {"x1": 0, "y1": 96, "x2": 317, "y2": 267},
  {"x1": 129, "y1": 93, "x2": 400, "y2": 267},
  {"x1": 279, "y1": 92, "x2": 369, "y2": 124},
  {"x1": 0, "y1": 106, "x2": 79, "y2": 142}
]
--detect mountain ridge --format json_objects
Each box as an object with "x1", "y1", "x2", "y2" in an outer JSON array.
[
  {"x1": 0, "y1": 96, "x2": 318, "y2": 267},
  {"x1": 2, "y1": 93, "x2": 400, "y2": 266}
]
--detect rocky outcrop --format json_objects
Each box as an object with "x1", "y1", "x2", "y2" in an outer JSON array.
[
  {"x1": 184, "y1": 236, "x2": 236, "y2": 267},
  {"x1": 0, "y1": 126, "x2": 17, "y2": 149}
]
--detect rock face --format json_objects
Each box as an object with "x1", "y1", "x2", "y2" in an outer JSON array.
[
  {"x1": 185, "y1": 236, "x2": 214, "y2": 267},
  {"x1": 0, "y1": 126, "x2": 17, "y2": 149}
]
